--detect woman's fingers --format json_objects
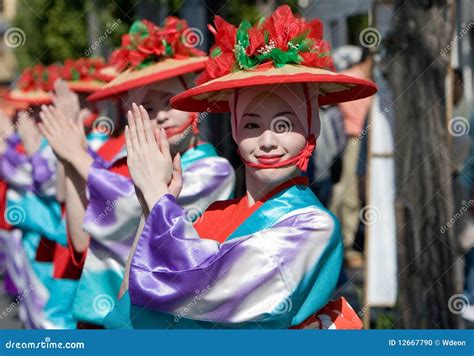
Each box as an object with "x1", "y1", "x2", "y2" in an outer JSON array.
[
  {"x1": 48, "y1": 107, "x2": 63, "y2": 128},
  {"x1": 132, "y1": 103, "x2": 147, "y2": 147},
  {"x1": 153, "y1": 126, "x2": 161, "y2": 147},
  {"x1": 52, "y1": 106, "x2": 71, "y2": 130},
  {"x1": 54, "y1": 79, "x2": 67, "y2": 93},
  {"x1": 132, "y1": 102, "x2": 141, "y2": 121},
  {"x1": 140, "y1": 105, "x2": 156, "y2": 147},
  {"x1": 127, "y1": 105, "x2": 136, "y2": 129},
  {"x1": 38, "y1": 121, "x2": 55, "y2": 147},
  {"x1": 159, "y1": 128, "x2": 171, "y2": 162},
  {"x1": 51, "y1": 106, "x2": 64, "y2": 123},
  {"x1": 39, "y1": 108, "x2": 56, "y2": 135},
  {"x1": 42, "y1": 107, "x2": 59, "y2": 134},
  {"x1": 124, "y1": 125, "x2": 133, "y2": 157},
  {"x1": 173, "y1": 152, "x2": 182, "y2": 176},
  {"x1": 37, "y1": 122, "x2": 51, "y2": 141},
  {"x1": 127, "y1": 110, "x2": 139, "y2": 152},
  {"x1": 43, "y1": 105, "x2": 60, "y2": 131},
  {"x1": 139, "y1": 105, "x2": 151, "y2": 121},
  {"x1": 169, "y1": 153, "x2": 183, "y2": 198}
]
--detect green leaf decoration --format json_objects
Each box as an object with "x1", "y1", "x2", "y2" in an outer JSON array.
[
  {"x1": 136, "y1": 57, "x2": 156, "y2": 70},
  {"x1": 297, "y1": 38, "x2": 314, "y2": 52},
  {"x1": 162, "y1": 39, "x2": 173, "y2": 57},
  {"x1": 72, "y1": 68, "x2": 80, "y2": 81},
  {"x1": 129, "y1": 20, "x2": 149, "y2": 39},
  {"x1": 268, "y1": 47, "x2": 301, "y2": 67},
  {"x1": 235, "y1": 20, "x2": 259, "y2": 69},
  {"x1": 210, "y1": 46, "x2": 222, "y2": 58}
]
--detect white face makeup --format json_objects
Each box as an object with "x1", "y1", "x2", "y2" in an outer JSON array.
[
  {"x1": 236, "y1": 91, "x2": 308, "y2": 184},
  {"x1": 139, "y1": 89, "x2": 190, "y2": 144},
  {"x1": 125, "y1": 78, "x2": 192, "y2": 145}
]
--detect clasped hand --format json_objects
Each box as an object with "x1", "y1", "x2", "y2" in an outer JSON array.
[{"x1": 125, "y1": 103, "x2": 182, "y2": 213}]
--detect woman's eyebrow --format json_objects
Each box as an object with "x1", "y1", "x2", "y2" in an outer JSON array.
[
  {"x1": 242, "y1": 113, "x2": 260, "y2": 118},
  {"x1": 273, "y1": 111, "x2": 295, "y2": 118}
]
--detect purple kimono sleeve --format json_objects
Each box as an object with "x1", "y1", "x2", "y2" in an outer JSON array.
[
  {"x1": 128, "y1": 194, "x2": 340, "y2": 326},
  {"x1": 29, "y1": 145, "x2": 57, "y2": 197},
  {"x1": 178, "y1": 157, "x2": 235, "y2": 214},
  {"x1": 83, "y1": 167, "x2": 141, "y2": 262},
  {"x1": 0, "y1": 145, "x2": 33, "y2": 191}
]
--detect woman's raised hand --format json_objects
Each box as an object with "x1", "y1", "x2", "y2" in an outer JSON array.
[
  {"x1": 53, "y1": 79, "x2": 80, "y2": 123},
  {"x1": 38, "y1": 105, "x2": 87, "y2": 163},
  {"x1": 16, "y1": 112, "x2": 41, "y2": 156},
  {"x1": 125, "y1": 103, "x2": 182, "y2": 211}
]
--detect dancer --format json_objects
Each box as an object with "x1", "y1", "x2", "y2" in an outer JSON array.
[
  {"x1": 105, "y1": 5, "x2": 376, "y2": 329},
  {"x1": 40, "y1": 17, "x2": 235, "y2": 328}
]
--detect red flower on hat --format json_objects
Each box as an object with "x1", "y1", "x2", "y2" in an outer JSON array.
[
  {"x1": 62, "y1": 57, "x2": 107, "y2": 83},
  {"x1": 197, "y1": 5, "x2": 335, "y2": 85},
  {"x1": 246, "y1": 27, "x2": 265, "y2": 56},
  {"x1": 43, "y1": 64, "x2": 61, "y2": 91},
  {"x1": 262, "y1": 5, "x2": 305, "y2": 51},
  {"x1": 198, "y1": 53, "x2": 235, "y2": 84},
  {"x1": 109, "y1": 17, "x2": 205, "y2": 73},
  {"x1": 210, "y1": 16, "x2": 237, "y2": 54},
  {"x1": 17, "y1": 67, "x2": 35, "y2": 91},
  {"x1": 17, "y1": 64, "x2": 61, "y2": 92}
]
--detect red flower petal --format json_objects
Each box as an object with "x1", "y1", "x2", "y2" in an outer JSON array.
[
  {"x1": 247, "y1": 27, "x2": 265, "y2": 56},
  {"x1": 263, "y1": 5, "x2": 300, "y2": 50},
  {"x1": 309, "y1": 19, "x2": 323, "y2": 40},
  {"x1": 129, "y1": 51, "x2": 147, "y2": 67},
  {"x1": 213, "y1": 16, "x2": 237, "y2": 53},
  {"x1": 121, "y1": 34, "x2": 131, "y2": 47},
  {"x1": 201, "y1": 52, "x2": 235, "y2": 83}
]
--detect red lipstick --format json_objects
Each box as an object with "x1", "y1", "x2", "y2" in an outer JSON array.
[{"x1": 255, "y1": 154, "x2": 284, "y2": 165}]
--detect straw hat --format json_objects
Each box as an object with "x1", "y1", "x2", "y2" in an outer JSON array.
[
  {"x1": 171, "y1": 5, "x2": 377, "y2": 112},
  {"x1": 88, "y1": 17, "x2": 207, "y2": 101},
  {"x1": 62, "y1": 57, "x2": 115, "y2": 93},
  {"x1": 5, "y1": 64, "x2": 60, "y2": 105}
]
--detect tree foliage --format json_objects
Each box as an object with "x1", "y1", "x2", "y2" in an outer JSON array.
[{"x1": 12, "y1": 0, "x2": 136, "y2": 70}]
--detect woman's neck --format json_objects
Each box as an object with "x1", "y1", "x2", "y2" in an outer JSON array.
[{"x1": 245, "y1": 169, "x2": 300, "y2": 206}]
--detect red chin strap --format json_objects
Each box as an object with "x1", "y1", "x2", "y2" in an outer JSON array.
[
  {"x1": 164, "y1": 112, "x2": 199, "y2": 138},
  {"x1": 84, "y1": 112, "x2": 100, "y2": 128},
  {"x1": 238, "y1": 133, "x2": 316, "y2": 172},
  {"x1": 166, "y1": 76, "x2": 199, "y2": 139}
]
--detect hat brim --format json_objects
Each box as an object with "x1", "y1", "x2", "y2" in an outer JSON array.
[
  {"x1": 68, "y1": 80, "x2": 106, "y2": 93},
  {"x1": 5, "y1": 89, "x2": 52, "y2": 106},
  {"x1": 96, "y1": 66, "x2": 120, "y2": 82},
  {"x1": 170, "y1": 65, "x2": 377, "y2": 112},
  {"x1": 87, "y1": 57, "x2": 208, "y2": 102},
  {"x1": 2, "y1": 98, "x2": 29, "y2": 111}
]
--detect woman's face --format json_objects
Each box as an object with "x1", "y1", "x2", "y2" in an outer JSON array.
[
  {"x1": 140, "y1": 89, "x2": 190, "y2": 144},
  {"x1": 236, "y1": 91, "x2": 308, "y2": 184},
  {"x1": 126, "y1": 82, "x2": 191, "y2": 145}
]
